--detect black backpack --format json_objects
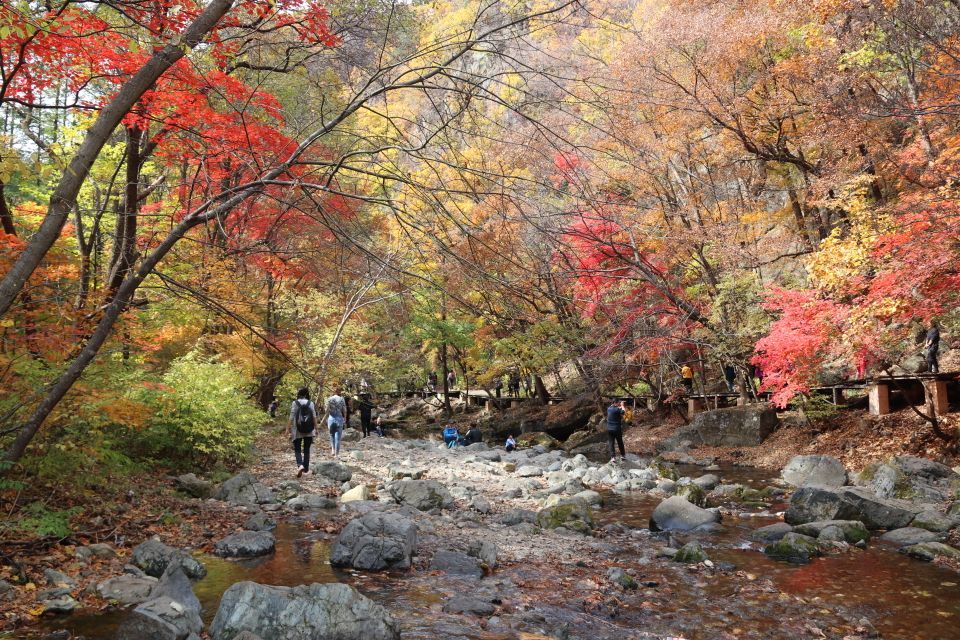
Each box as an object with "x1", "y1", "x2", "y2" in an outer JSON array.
[{"x1": 295, "y1": 402, "x2": 315, "y2": 434}]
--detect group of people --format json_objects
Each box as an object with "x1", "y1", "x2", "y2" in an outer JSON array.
[
  {"x1": 285, "y1": 386, "x2": 383, "y2": 478},
  {"x1": 441, "y1": 423, "x2": 483, "y2": 448},
  {"x1": 494, "y1": 371, "x2": 525, "y2": 397},
  {"x1": 427, "y1": 370, "x2": 457, "y2": 393}
]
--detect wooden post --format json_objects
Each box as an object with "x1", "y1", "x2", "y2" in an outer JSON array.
[
  {"x1": 868, "y1": 383, "x2": 890, "y2": 416},
  {"x1": 688, "y1": 397, "x2": 703, "y2": 417},
  {"x1": 924, "y1": 379, "x2": 949, "y2": 416}
]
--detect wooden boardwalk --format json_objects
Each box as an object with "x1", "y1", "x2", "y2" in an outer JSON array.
[{"x1": 378, "y1": 371, "x2": 957, "y2": 418}]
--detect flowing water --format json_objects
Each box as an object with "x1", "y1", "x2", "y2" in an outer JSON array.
[
  {"x1": 597, "y1": 465, "x2": 960, "y2": 640},
  {"x1": 16, "y1": 465, "x2": 960, "y2": 639}
]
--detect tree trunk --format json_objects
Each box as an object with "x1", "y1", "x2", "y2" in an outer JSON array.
[
  {"x1": 0, "y1": 180, "x2": 15, "y2": 236},
  {"x1": 534, "y1": 374, "x2": 551, "y2": 405},
  {"x1": 106, "y1": 125, "x2": 143, "y2": 300},
  {"x1": 0, "y1": 0, "x2": 236, "y2": 318}
]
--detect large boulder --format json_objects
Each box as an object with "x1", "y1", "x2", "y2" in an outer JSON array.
[
  {"x1": 785, "y1": 486, "x2": 919, "y2": 529},
  {"x1": 764, "y1": 532, "x2": 821, "y2": 564},
  {"x1": 900, "y1": 542, "x2": 960, "y2": 562},
  {"x1": 340, "y1": 484, "x2": 371, "y2": 503},
  {"x1": 210, "y1": 582, "x2": 399, "y2": 640},
  {"x1": 649, "y1": 495, "x2": 721, "y2": 532},
  {"x1": 750, "y1": 522, "x2": 793, "y2": 543},
  {"x1": 841, "y1": 487, "x2": 919, "y2": 530},
  {"x1": 388, "y1": 480, "x2": 453, "y2": 511},
  {"x1": 116, "y1": 566, "x2": 202, "y2": 640},
  {"x1": 130, "y1": 539, "x2": 206, "y2": 580},
  {"x1": 879, "y1": 527, "x2": 941, "y2": 548},
  {"x1": 536, "y1": 498, "x2": 594, "y2": 535},
  {"x1": 96, "y1": 575, "x2": 158, "y2": 605},
  {"x1": 662, "y1": 404, "x2": 778, "y2": 449},
  {"x1": 286, "y1": 494, "x2": 337, "y2": 511},
  {"x1": 175, "y1": 473, "x2": 213, "y2": 499},
  {"x1": 215, "y1": 472, "x2": 277, "y2": 505},
  {"x1": 214, "y1": 531, "x2": 276, "y2": 558},
  {"x1": 429, "y1": 551, "x2": 483, "y2": 578},
  {"x1": 792, "y1": 520, "x2": 869, "y2": 544},
  {"x1": 330, "y1": 512, "x2": 417, "y2": 571},
  {"x1": 313, "y1": 461, "x2": 353, "y2": 483},
  {"x1": 782, "y1": 455, "x2": 847, "y2": 488},
  {"x1": 855, "y1": 456, "x2": 960, "y2": 502}
]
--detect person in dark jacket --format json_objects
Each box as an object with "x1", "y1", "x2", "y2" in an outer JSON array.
[
  {"x1": 606, "y1": 400, "x2": 627, "y2": 463},
  {"x1": 357, "y1": 393, "x2": 375, "y2": 438},
  {"x1": 465, "y1": 425, "x2": 482, "y2": 445},
  {"x1": 925, "y1": 321, "x2": 941, "y2": 374}
]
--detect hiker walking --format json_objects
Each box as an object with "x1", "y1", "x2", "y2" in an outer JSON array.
[
  {"x1": 428, "y1": 371, "x2": 438, "y2": 393},
  {"x1": 925, "y1": 321, "x2": 941, "y2": 374},
  {"x1": 268, "y1": 397, "x2": 279, "y2": 418},
  {"x1": 289, "y1": 388, "x2": 317, "y2": 477},
  {"x1": 324, "y1": 387, "x2": 347, "y2": 458},
  {"x1": 447, "y1": 370, "x2": 456, "y2": 390},
  {"x1": 680, "y1": 364, "x2": 694, "y2": 393},
  {"x1": 495, "y1": 376, "x2": 503, "y2": 398},
  {"x1": 723, "y1": 364, "x2": 736, "y2": 393},
  {"x1": 509, "y1": 371, "x2": 521, "y2": 397},
  {"x1": 357, "y1": 393, "x2": 375, "y2": 438},
  {"x1": 606, "y1": 400, "x2": 627, "y2": 463}
]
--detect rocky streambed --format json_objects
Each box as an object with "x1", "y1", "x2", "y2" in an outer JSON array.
[{"x1": 17, "y1": 432, "x2": 960, "y2": 640}]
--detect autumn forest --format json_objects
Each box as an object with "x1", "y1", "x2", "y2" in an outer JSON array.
[{"x1": 2, "y1": 0, "x2": 960, "y2": 636}]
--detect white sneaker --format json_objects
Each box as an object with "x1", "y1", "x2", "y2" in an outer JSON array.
[
  {"x1": 303, "y1": 469, "x2": 312, "y2": 476},
  {"x1": 609, "y1": 458, "x2": 616, "y2": 464}
]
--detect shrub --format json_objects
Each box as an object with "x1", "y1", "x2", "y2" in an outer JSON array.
[{"x1": 130, "y1": 354, "x2": 264, "y2": 469}]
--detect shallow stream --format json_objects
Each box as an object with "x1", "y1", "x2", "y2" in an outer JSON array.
[{"x1": 16, "y1": 465, "x2": 960, "y2": 639}]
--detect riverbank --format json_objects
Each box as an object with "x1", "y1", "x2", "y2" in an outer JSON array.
[{"x1": 7, "y1": 414, "x2": 960, "y2": 639}]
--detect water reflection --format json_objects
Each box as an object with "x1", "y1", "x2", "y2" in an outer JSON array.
[{"x1": 600, "y1": 464, "x2": 960, "y2": 640}]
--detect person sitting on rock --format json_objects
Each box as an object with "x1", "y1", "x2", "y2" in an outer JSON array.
[
  {"x1": 464, "y1": 425, "x2": 482, "y2": 445},
  {"x1": 442, "y1": 424, "x2": 460, "y2": 448},
  {"x1": 505, "y1": 434, "x2": 516, "y2": 452}
]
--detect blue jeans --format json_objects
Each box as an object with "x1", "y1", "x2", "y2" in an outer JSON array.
[
  {"x1": 293, "y1": 436, "x2": 312, "y2": 470},
  {"x1": 328, "y1": 417, "x2": 343, "y2": 454}
]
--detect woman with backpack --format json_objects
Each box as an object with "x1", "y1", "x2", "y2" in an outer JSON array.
[{"x1": 290, "y1": 387, "x2": 318, "y2": 477}]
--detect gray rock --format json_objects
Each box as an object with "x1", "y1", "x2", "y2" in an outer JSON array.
[
  {"x1": 214, "y1": 531, "x2": 276, "y2": 558},
  {"x1": 476, "y1": 451, "x2": 502, "y2": 463},
  {"x1": 330, "y1": 512, "x2": 417, "y2": 571},
  {"x1": 470, "y1": 496, "x2": 491, "y2": 514},
  {"x1": 498, "y1": 509, "x2": 536, "y2": 526},
  {"x1": 313, "y1": 461, "x2": 353, "y2": 483},
  {"x1": 662, "y1": 404, "x2": 778, "y2": 448},
  {"x1": 841, "y1": 487, "x2": 919, "y2": 530},
  {"x1": 673, "y1": 541, "x2": 708, "y2": 564},
  {"x1": 387, "y1": 462, "x2": 427, "y2": 480},
  {"x1": 210, "y1": 582, "x2": 399, "y2": 640},
  {"x1": 792, "y1": 520, "x2": 869, "y2": 544},
  {"x1": 911, "y1": 510, "x2": 957, "y2": 533},
  {"x1": 606, "y1": 567, "x2": 638, "y2": 589},
  {"x1": 41, "y1": 596, "x2": 78, "y2": 615},
  {"x1": 863, "y1": 463, "x2": 906, "y2": 499},
  {"x1": 286, "y1": 495, "x2": 337, "y2": 511},
  {"x1": 275, "y1": 481, "x2": 301, "y2": 502},
  {"x1": 96, "y1": 575, "x2": 158, "y2": 605},
  {"x1": 468, "y1": 540, "x2": 498, "y2": 570},
  {"x1": 515, "y1": 465, "x2": 543, "y2": 478},
  {"x1": 43, "y1": 569, "x2": 76, "y2": 588},
  {"x1": 900, "y1": 542, "x2": 960, "y2": 562},
  {"x1": 692, "y1": 474, "x2": 720, "y2": 491},
  {"x1": 76, "y1": 543, "x2": 117, "y2": 562},
  {"x1": 389, "y1": 480, "x2": 453, "y2": 511},
  {"x1": 750, "y1": 522, "x2": 793, "y2": 543},
  {"x1": 573, "y1": 490, "x2": 602, "y2": 506},
  {"x1": 879, "y1": 527, "x2": 941, "y2": 547},
  {"x1": 0, "y1": 579, "x2": 15, "y2": 602},
  {"x1": 442, "y1": 595, "x2": 496, "y2": 616},
  {"x1": 175, "y1": 473, "x2": 213, "y2": 499},
  {"x1": 430, "y1": 550, "x2": 483, "y2": 578},
  {"x1": 244, "y1": 512, "x2": 276, "y2": 532},
  {"x1": 117, "y1": 566, "x2": 202, "y2": 640},
  {"x1": 131, "y1": 539, "x2": 207, "y2": 580},
  {"x1": 764, "y1": 532, "x2": 821, "y2": 564},
  {"x1": 214, "y1": 472, "x2": 277, "y2": 505},
  {"x1": 614, "y1": 478, "x2": 656, "y2": 493},
  {"x1": 536, "y1": 499, "x2": 594, "y2": 535},
  {"x1": 782, "y1": 455, "x2": 847, "y2": 488},
  {"x1": 650, "y1": 495, "x2": 721, "y2": 532}
]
